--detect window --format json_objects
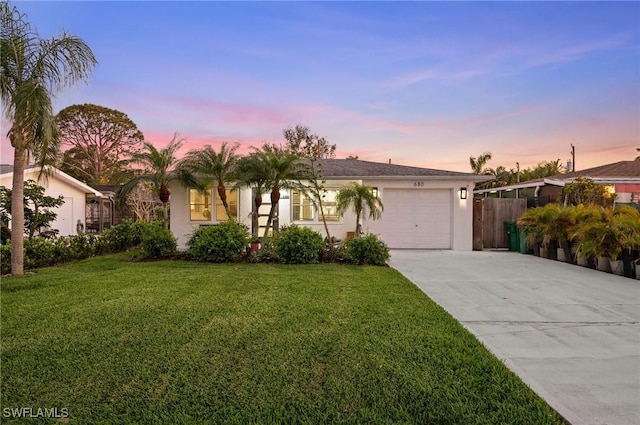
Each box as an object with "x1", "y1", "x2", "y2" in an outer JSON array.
[
  {"x1": 320, "y1": 190, "x2": 340, "y2": 221},
  {"x1": 190, "y1": 189, "x2": 212, "y2": 221},
  {"x1": 293, "y1": 191, "x2": 314, "y2": 221},
  {"x1": 215, "y1": 188, "x2": 238, "y2": 220},
  {"x1": 292, "y1": 190, "x2": 340, "y2": 222}
]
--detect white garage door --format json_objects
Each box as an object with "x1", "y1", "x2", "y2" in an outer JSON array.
[{"x1": 381, "y1": 189, "x2": 452, "y2": 249}]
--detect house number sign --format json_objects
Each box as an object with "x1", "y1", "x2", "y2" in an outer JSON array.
[{"x1": 413, "y1": 181, "x2": 425, "y2": 187}]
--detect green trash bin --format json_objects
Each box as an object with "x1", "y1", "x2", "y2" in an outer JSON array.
[{"x1": 504, "y1": 220, "x2": 519, "y2": 252}]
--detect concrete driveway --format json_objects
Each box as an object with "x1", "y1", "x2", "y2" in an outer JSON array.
[{"x1": 389, "y1": 250, "x2": 640, "y2": 425}]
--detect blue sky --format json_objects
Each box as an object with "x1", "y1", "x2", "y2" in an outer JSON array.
[{"x1": 2, "y1": 1, "x2": 639, "y2": 172}]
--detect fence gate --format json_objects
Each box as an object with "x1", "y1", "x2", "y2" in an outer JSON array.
[{"x1": 473, "y1": 198, "x2": 527, "y2": 250}]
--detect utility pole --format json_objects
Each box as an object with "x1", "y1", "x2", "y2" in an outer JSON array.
[
  {"x1": 570, "y1": 144, "x2": 575, "y2": 171},
  {"x1": 516, "y1": 162, "x2": 520, "y2": 183}
]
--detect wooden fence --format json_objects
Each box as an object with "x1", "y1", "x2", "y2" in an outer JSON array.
[{"x1": 473, "y1": 198, "x2": 527, "y2": 250}]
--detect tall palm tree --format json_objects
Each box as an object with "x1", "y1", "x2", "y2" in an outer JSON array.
[
  {"x1": 235, "y1": 152, "x2": 273, "y2": 239},
  {"x1": 542, "y1": 159, "x2": 565, "y2": 176},
  {"x1": 179, "y1": 142, "x2": 240, "y2": 220},
  {"x1": 469, "y1": 152, "x2": 492, "y2": 175},
  {"x1": 336, "y1": 183, "x2": 384, "y2": 237},
  {"x1": 118, "y1": 135, "x2": 196, "y2": 229},
  {"x1": 1, "y1": 2, "x2": 97, "y2": 275},
  {"x1": 251, "y1": 144, "x2": 307, "y2": 240}
]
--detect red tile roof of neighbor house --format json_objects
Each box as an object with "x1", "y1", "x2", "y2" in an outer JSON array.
[{"x1": 314, "y1": 159, "x2": 490, "y2": 180}]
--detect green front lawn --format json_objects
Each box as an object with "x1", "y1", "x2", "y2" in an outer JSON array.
[{"x1": 1, "y1": 253, "x2": 564, "y2": 424}]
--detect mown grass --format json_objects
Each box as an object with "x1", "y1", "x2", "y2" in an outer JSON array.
[{"x1": 1, "y1": 253, "x2": 564, "y2": 424}]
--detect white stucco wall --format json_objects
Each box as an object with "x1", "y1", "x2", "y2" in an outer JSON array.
[
  {"x1": 169, "y1": 177, "x2": 477, "y2": 251},
  {"x1": 0, "y1": 168, "x2": 100, "y2": 237},
  {"x1": 362, "y1": 178, "x2": 476, "y2": 251}
]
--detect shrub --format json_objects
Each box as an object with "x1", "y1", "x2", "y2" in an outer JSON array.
[
  {"x1": 1, "y1": 244, "x2": 10, "y2": 275},
  {"x1": 187, "y1": 221, "x2": 249, "y2": 263},
  {"x1": 274, "y1": 225, "x2": 324, "y2": 264},
  {"x1": 99, "y1": 220, "x2": 144, "y2": 253},
  {"x1": 140, "y1": 222, "x2": 177, "y2": 259},
  {"x1": 23, "y1": 237, "x2": 59, "y2": 269},
  {"x1": 343, "y1": 234, "x2": 390, "y2": 265},
  {"x1": 67, "y1": 233, "x2": 98, "y2": 260}
]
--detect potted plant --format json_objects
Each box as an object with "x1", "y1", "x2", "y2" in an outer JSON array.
[
  {"x1": 249, "y1": 237, "x2": 261, "y2": 252},
  {"x1": 517, "y1": 207, "x2": 545, "y2": 257},
  {"x1": 517, "y1": 204, "x2": 576, "y2": 262},
  {"x1": 571, "y1": 204, "x2": 605, "y2": 268},
  {"x1": 611, "y1": 206, "x2": 640, "y2": 277},
  {"x1": 570, "y1": 206, "x2": 638, "y2": 274}
]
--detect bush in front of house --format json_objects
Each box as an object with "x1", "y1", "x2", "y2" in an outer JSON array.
[
  {"x1": 67, "y1": 233, "x2": 99, "y2": 260},
  {"x1": 1, "y1": 244, "x2": 11, "y2": 275},
  {"x1": 274, "y1": 225, "x2": 325, "y2": 264},
  {"x1": 99, "y1": 219, "x2": 144, "y2": 253},
  {"x1": 343, "y1": 234, "x2": 390, "y2": 265},
  {"x1": 140, "y1": 221, "x2": 177, "y2": 260},
  {"x1": 187, "y1": 221, "x2": 249, "y2": 263}
]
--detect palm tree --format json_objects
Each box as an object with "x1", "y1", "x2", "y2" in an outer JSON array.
[
  {"x1": 235, "y1": 152, "x2": 273, "y2": 239},
  {"x1": 486, "y1": 166, "x2": 512, "y2": 188},
  {"x1": 248, "y1": 144, "x2": 307, "y2": 240},
  {"x1": 469, "y1": 152, "x2": 492, "y2": 175},
  {"x1": 118, "y1": 135, "x2": 196, "y2": 229},
  {"x1": 179, "y1": 142, "x2": 240, "y2": 220},
  {"x1": 542, "y1": 159, "x2": 565, "y2": 176},
  {"x1": 336, "y1": 183, "x2": 384, "y2": 237},
  {"x1": 1, "y1": 2, "x2": 97, "y2": 275}
]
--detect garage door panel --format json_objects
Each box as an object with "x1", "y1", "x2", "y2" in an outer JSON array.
[{"x1": 381, "y1": 189, "x2": 451, "y2": 249}]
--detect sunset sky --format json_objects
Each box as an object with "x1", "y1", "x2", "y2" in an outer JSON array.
[{"x1": 2, "y1": 1, "x2": 639, "y2": 173}]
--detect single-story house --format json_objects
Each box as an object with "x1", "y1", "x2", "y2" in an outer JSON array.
[
  {"x1": 473, "y1": 160, "x2": 640, "y2": 207},
  {"x1": 0, "y1": 164, "x2": 108, "y2": 236},
  {"x1": 169, "y1": 159, "x2": 491, "y2": 250}
]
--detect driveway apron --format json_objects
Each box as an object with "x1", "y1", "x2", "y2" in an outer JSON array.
[{"x1": 390, "y1": 250, "x2": 640, "y2": 425}]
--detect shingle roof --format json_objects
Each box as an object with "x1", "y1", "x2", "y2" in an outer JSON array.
[
  {"x1": 473, "y1": 160, "x2": 640, "y2": 194},
  {"x1": 314, "y1": 159, "x2": 486, "y2": 179},
  {"x1": 554, "y1": 160, "x2": 640, "y2": 179},
  {"x1": 0, "y1": 164, "x2": 37, "y2": 175}
]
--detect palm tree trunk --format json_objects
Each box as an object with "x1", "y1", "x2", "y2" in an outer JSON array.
[
  {"x1": 318, "y1": 201, "x2": 332, "y2": 245},
  {"x1": 262, "y1": 186, "x2": 280, "y2": 240},
  {"x1": 252, "y1": 189, "x2": 262, "y2": 239},
  {"x1": 162, "y1": 202, "x2": 169, "y2": 229},
  {"x1": 11, "y1": 148, "x2": 26, "y2": 275},
  {"x1": 217, "y1": 183, "x2": 233, "y2": 220}
]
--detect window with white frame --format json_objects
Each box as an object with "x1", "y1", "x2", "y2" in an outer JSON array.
[
  {"x1": 292, "y1": 190, "x2": 340, "y2": 222},
  {"x1": 320, "y1": 190, "x2": 340, "y2": 221},
  {"x1": 292, "y1": 191, "x2": 314, "y2": 221},
  {"x1": 190, "y1": 189, "x2": 212, "y2": 221}
]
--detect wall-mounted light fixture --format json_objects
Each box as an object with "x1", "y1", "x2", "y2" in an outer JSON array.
[
  {"x1": 372, "y1": 187, "x2": 379, "y2": 198},
  {"x1": 460, "y1": 187, "x2": 468, "y2": 200}
]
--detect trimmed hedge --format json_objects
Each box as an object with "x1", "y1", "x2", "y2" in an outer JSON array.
[
  {"x1": 274, "y1": 225, "x2": 325, "y2": 264},
  {"x1": 187, "y1": 221, "x2": 249, "y2": 263},
  {"x1": 343, "y1": 234, "x2": 390, "y2": 265},
  {"x1": 1, "y1": 220, "x2": 149, "y2": 275}
]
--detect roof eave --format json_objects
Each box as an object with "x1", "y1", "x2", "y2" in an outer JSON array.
[{"x1": 327, "y1": 174, "x2": 490, "y2": 181}]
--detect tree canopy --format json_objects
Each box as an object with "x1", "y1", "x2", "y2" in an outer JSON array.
[{"x1": 56, "y1": 103, "x2": 144, "y2": 185}]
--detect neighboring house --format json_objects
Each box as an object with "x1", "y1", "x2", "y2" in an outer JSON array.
[
  {"x1": 0, "y1": 164, "x2": 106, "y2": 236},
  {"x1": 169, "y1": 159, "x2": 491, "y2": 250},
  {"x1": 473, "y1": 160, "x2": 640, "y2": 207}
]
